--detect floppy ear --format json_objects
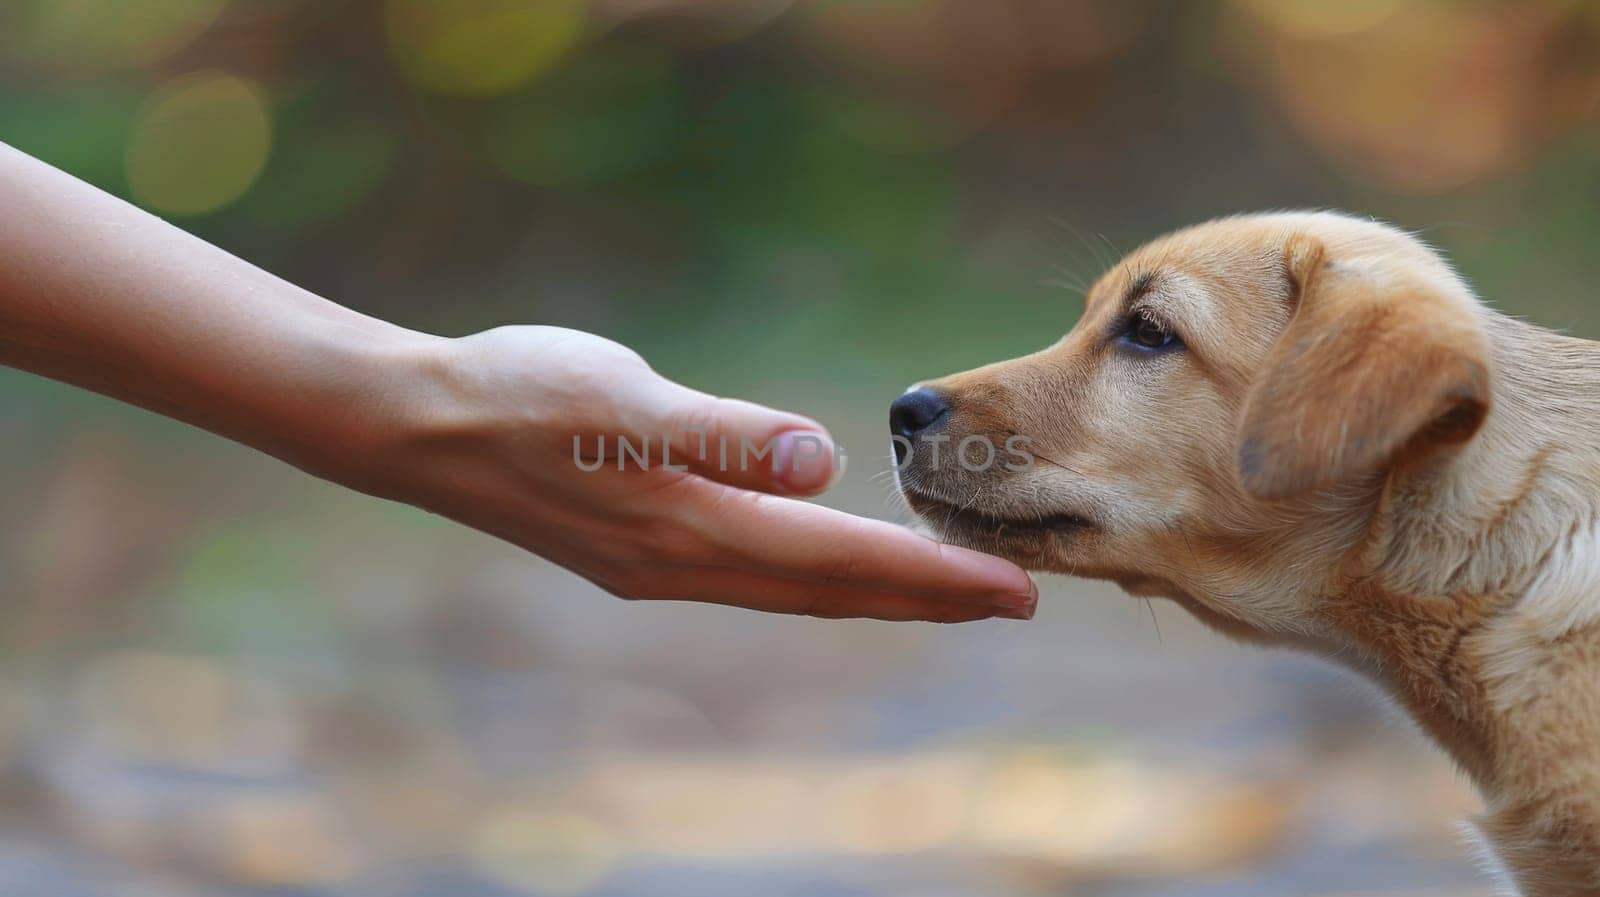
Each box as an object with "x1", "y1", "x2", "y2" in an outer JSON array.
[{"x1": 1236, "y1": 236, "x2": 1492, "y2": 500}]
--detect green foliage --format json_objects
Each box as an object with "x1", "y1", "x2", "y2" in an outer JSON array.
[{"x1": 0, "y1": 85, "x2": 141, "y2": 193}]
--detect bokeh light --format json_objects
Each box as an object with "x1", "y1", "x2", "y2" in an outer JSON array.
[
  {"x1": 384, "y1": 0, "x2": 587, "y2": 97},
  {"x1": 1229, "y1": 0, "x2": 1600, "y2": 193},
  {"x1": 125, "y1": 71, "x2": 272, "y2": 216},
  {"x1": 3, "y1": 1, "x2": 1599, "y2": 895}
]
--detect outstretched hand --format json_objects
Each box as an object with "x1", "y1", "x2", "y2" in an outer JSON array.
[
  {"x1": 370, "y1": 326, "x2": 1038, "y2": 622},
  {"x1": 0, "y1": 143, "x2": 1035, "y2": 624}
]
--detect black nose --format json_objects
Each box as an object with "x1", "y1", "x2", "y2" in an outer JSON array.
[{"x1": 889, "y1": 387, "x2": 950, "y2": 451}]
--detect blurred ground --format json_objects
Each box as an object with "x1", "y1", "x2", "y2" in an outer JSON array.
[
  {"x1": 0, "y1": 396, "x2": 1503, "y2": 896},
  {"x1": 3, "y1": 0, "x2": 1599, "y2": 894}
]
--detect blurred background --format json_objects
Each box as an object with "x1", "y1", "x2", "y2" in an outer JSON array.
[{"x1": 2, "y1": 1, "x2": 1598, "y2": 894}]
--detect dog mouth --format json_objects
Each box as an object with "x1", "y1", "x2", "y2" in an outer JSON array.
[{"x1": 902, "y1": 488, "x2": 1096, "y2": 536}]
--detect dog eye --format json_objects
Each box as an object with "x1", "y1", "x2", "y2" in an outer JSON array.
[{"x1": 1122, "y1": 311, "x2": 1180, "y2": 351}]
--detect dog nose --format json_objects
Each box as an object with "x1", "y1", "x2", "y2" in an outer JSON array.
[{"x1": 889, "y1": 387, "x2": 950, "y2": 446}]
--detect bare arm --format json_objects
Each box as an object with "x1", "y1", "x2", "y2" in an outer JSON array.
[
  {"x1": 0, "y1": 141, "x2": 422, "y2": 469},
  {"x1": 0, "y1": 143, "x2": 1036, "y2": 622}
]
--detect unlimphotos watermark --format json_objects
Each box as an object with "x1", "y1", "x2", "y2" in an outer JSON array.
[{"x1": 571, "y1": 427, "x2": 1035, "y2": 474}]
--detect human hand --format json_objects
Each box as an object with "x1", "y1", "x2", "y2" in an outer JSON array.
[
  {"x1": 0, "y1": 145, "x2": 1032, "y2": 622},
  {"x1": 361, "y1": 326, "x2": 1038, "y2": 622}
]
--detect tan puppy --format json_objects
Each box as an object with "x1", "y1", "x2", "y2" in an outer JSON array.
[{"x1": 890, "y1": 211, "x2": 1600, "y2": 895}]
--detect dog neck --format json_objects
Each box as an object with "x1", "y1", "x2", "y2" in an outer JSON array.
[
  {"x1": 1134, "y1": 312, "x2": 1600, "y2": 892},
  {"x1": 1321, "y1": 314, "x2": 1600, "y2": 894}
]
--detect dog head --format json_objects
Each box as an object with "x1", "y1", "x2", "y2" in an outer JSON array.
[{"x1": 892, "y1": 211, "x2": 1492, "y2": 634}]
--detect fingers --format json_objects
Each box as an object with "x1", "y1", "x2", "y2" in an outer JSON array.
[
  {"x1": 681, "y1": 480, "x2": 1038, "y2": 608},
  {"x1": 630, "y1": 378, "x2": 841, "y2": 496},
  {"x1": 625, "y1": 566, "x2": 1027, "y2": 623}
]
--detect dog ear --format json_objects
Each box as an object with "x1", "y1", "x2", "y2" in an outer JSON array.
[{"x1": 1236, "y1": 235, "x2": 1492, "y2": 500}]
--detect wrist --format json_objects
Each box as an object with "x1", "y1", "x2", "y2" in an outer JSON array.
[{"x1": 271, "y1": 321, "x2": 453, "y2": 495}]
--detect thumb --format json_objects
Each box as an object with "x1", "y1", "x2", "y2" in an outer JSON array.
[{"x1": 634, "y1": 379, "x2": 842, "y2": 495}]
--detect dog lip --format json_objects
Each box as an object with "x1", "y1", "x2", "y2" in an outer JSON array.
[{"x1": 902, "y1": 488, "x2": 1096, "y2": 533}]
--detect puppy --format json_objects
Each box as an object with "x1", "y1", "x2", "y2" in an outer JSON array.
[{"x1": 891, "y1": 211, "x2": 1600, "y2": 896}]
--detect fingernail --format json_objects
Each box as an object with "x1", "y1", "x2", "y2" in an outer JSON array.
[
  {"x1": 1000, "y1": 599, "x2": 1036, "y2": 621},
  {"x1": 985, "y1": 591, "x2": 1032, "y2": 609},
  {"x1": 985, "y1": 575, "x2": 1037, "y2": 615},
  {"x1": 772, "y1": 430, "x2": 837, "y2": 493}
]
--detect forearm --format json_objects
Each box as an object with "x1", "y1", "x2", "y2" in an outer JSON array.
[
  {"x1": 0, "y1": 142, "x2": 1038, "y2": 620},
  {"x1": 0, "y1": 141, "x2": 435, "y2": 479}
]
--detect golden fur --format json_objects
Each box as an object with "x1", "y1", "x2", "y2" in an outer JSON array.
[{"x1": 894, "y1": 211, "x2": 1600, "y2": 895}]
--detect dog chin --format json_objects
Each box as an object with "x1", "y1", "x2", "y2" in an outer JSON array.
[{"x1": 901, "y1": 488, "x2": 1097, "y2": 567}]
